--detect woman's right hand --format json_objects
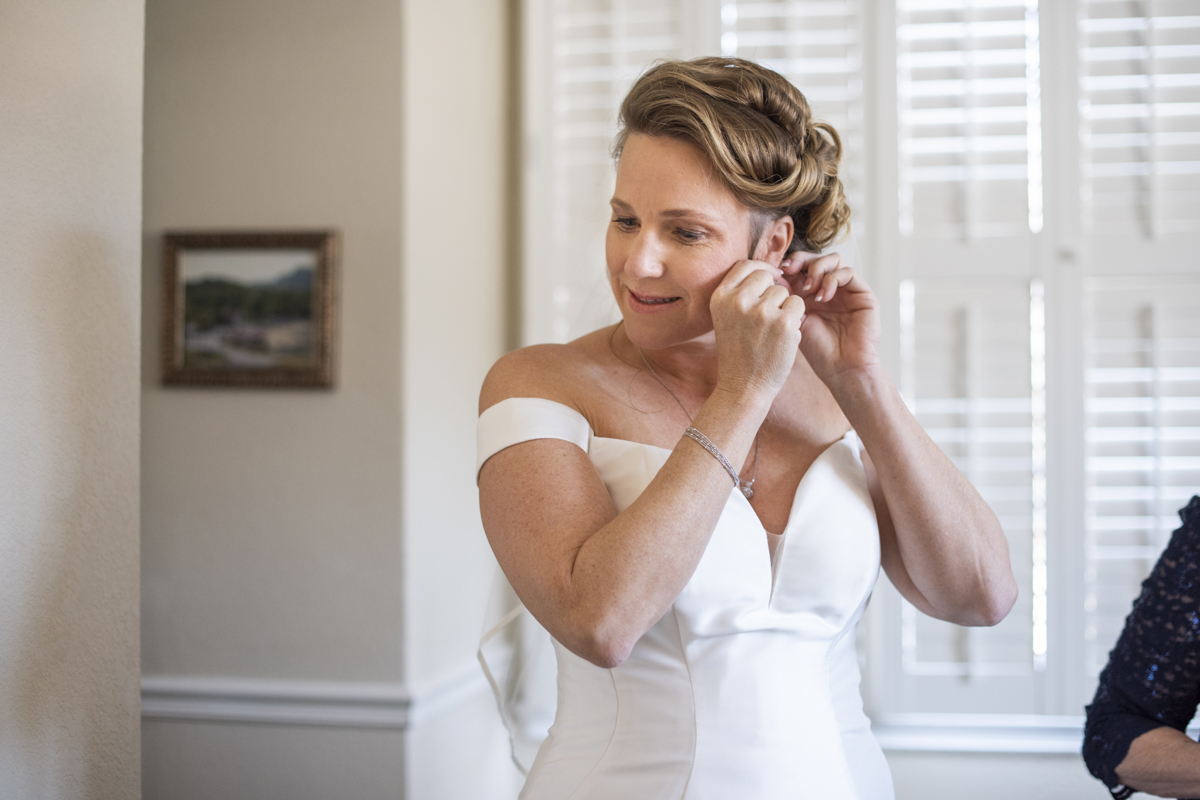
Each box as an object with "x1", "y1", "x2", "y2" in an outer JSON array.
[{"x1": 708, "y1": 259, "x2": 806, "y2": 402}]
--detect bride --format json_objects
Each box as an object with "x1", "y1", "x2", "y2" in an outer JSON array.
[{"x1": 476, "y1": 57, "x2": 1017, "y2": 799}]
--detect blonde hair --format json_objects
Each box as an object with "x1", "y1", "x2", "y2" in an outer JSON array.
[{"x1": 614, "y1": 57, "x2": 850, "y2": 253}]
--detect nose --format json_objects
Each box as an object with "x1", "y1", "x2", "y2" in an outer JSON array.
[{"x1": 623, "y1": 230, "x2": 664, "y2": 280}]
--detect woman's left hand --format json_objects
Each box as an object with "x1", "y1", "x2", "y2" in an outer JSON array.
[
  {"x1": 781, "y1": 251, "x2": 1017, "y2": 630},
  {"x1": 780, "y1": 250, "x2": 881, "y2": 386}
]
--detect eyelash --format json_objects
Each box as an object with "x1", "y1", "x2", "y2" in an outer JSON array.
[{"x1": 612, "y1": 217, "x2": 705, "y2": 244}]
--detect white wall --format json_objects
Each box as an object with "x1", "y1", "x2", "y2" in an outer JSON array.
[
  {"x1": 398, "y1": 0, "x2": 522, "y2": 796},
  {"x1": 398, "y1": 0, "x2": 512, "y2": 713},
  {"x1": 141, "y1": 0, "x2": 515, "y2": 796},
  {"x1": 0, "y1": 0, "x2": 144, "y2": 797}
]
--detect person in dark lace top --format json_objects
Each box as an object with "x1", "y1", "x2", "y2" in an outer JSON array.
[{"x1": 1084, "y1": 495, "x2": 1200, "y2": 799}]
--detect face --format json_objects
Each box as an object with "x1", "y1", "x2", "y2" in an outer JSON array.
[{"x1": 607, "y1": 134, "x2": 761, "y2": 350}]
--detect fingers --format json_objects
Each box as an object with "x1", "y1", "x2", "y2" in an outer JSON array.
[
  {"x1": 761, "y1": 283, "x2": 791, "y2": 310},
  {"x1": 780, "y1": 292, "x2": 806, "y2": 329},
  {"x1": 709, "y1": 263, "x2": 807, "y2": 397},
  {"x1": 741, "y1": 269, "x2": 778, "y2": 301},
  {"x1": 719, "y1": 259, "x2": 776, "y2": 291},
  {"x1": 713, "y1": 261, "x2": 805, "y2": 334},
  {"x1": 780, "y1": 250, "x2": 862, "y2": 304},
  {"x1": 750, "y1": 285, "x2": 805, "y2": 331},
  {"x1": 814, "y1": 266, "x2": 856, "y2": 302},
  {"x1": 714, "y1": 260, "x2": 782, "y2": 305},
  {"x1": 780, "y1": 250, "x2": 820, "y2": 278}
]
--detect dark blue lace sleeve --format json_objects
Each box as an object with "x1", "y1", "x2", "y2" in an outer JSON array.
[{"x1": 1083, "y1": 495, "x2": 1200, "y2": 800}]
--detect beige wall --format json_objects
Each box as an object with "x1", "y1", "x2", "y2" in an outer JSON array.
[
  {"x1": 141, "y1": 0, "x2": 515, "y2": 796},
  {"x1": 143, "y1": 723, "x2": 406, "y2": 799},
  {"x1": 0, "y1": 0, "x2": 144, "y2": 797},
  {"x1": 141, "y1": 0, "x2": 405, "y2": 683}
]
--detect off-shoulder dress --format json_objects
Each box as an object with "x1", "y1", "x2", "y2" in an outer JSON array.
[{"x1": 477, "y1": 396, "x2": 894, "y2": 800}]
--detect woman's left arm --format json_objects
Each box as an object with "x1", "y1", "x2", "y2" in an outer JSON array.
[
  {"x1": 839, "y1": 366, "x2": 1016, "y2": 626},
  {"x1": 783, "y1": 251, "x2": 1017, "y2": 627}
]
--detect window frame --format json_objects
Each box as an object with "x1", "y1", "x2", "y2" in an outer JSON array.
[{"x1": 519, "y1": 0, "x2": 1200, "y2": 753}]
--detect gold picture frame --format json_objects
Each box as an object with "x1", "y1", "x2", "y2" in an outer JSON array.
[{"x1": 162, "y1": 230, "x2": 338, "y2": 388}]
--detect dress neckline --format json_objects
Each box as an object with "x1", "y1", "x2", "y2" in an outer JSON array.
[
  {"x1": 486, "y1": 397, "x2": 856, "y2": 540},
  {"x1": 589, "y1": 429, "x2": 855, "y2": 537}
]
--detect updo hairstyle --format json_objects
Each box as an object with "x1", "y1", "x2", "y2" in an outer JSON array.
[{"x1": 614, "y1": 57, "x2": 850, "y2": 253}]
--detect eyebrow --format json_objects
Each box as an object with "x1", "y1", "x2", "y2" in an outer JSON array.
[{"x1": 610, "y1": 198, "x2": 721, "y2": 225}]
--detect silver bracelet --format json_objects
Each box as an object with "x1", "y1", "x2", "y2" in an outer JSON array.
[{"x1": 682, "y1": 427, "x2": 741, "y2": 490}]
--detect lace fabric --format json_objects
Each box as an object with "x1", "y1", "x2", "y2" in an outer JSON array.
[{"x1": 1083, "y1": 495, "x2": 1200, "y2": 800}]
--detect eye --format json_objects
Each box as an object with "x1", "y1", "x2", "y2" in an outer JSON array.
[
  {"x1": 613, "y1": 216, "x2": 638, "y2": 231},
  {"x1": 675, "y1": 227, "x2": 705, "y2": 243}
]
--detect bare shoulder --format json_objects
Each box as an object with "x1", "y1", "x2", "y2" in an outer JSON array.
[{"x1": 479, "y1": 329, "x2": 616, "y2": 415}]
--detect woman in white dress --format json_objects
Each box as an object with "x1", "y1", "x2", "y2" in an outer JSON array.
[{"x1": 476, "y1": 57, "x2": 1018, "y2": 799}]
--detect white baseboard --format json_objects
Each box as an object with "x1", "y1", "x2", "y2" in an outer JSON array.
[
  {"x1": 141, "y1": 658, "x2": 488, "y2": 730},
  {"x1": 143, "y1": 672, "x2": 1190, "y2": 754}
]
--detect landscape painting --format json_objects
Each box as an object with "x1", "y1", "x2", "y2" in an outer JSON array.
[
  {"x1": 181, "y1": 249, "x2": 317, "y2": 370},
  {"x1": 162, "y1": 231, "x2": 337, "y2": 388}
]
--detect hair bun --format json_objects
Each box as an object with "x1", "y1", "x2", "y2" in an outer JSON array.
[{"x1": 615, "y1": 57, "x2": 850, "y2": 252}]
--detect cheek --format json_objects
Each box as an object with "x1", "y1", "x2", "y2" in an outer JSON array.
[
  {"x1": 687, "y1": 252, "x2": 733, "y2": 296},
  {"x1": 604, "y1": 227, "x2": 624, "y2": 274},
  {"x1": 691, "y1": 277, "x2": 722, "y2": 317}
]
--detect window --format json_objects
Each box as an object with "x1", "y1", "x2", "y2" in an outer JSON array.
[{"x1": 521, "y1": 0, "x2": 1200, "y2": 746}]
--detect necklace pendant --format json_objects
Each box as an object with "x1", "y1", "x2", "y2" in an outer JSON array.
[{"x1": 740, "y1": 484, "x2": 754, "y2": 500}]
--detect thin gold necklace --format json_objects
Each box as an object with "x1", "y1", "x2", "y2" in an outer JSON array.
[{"x1": 637, "y1": 347, "x2": 760, "y2": 499}]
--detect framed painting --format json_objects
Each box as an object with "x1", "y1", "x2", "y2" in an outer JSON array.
[{"x1": 162, "y1": 230, "x2": 338, "y2": 388}]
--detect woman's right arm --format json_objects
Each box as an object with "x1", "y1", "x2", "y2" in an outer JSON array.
[
  {"x1": 478, "y1": 262, "x2": 802, "y2": 668},
  {"x1": 1114, "y1": 727, "x2": 1200, "y2": 799},
  {"x1": 479, "y1": 362, "x2": 762, "y2": 668}
]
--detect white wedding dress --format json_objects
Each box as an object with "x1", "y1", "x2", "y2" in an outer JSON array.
[{"x1": 477, "y1": 397, "x2": 894, "y2": 800}]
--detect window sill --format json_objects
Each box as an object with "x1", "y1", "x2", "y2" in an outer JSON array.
[
  {"x1": 873, "y1": 714, "x2": 1086, "y2": 754},
  {"x1": 875, "y1": 714, "x2": 1200, "y2": 754}
]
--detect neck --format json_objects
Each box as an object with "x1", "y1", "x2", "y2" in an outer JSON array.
[{"x1": 612, "y1": 322, "x2": 721, "y2": 394}]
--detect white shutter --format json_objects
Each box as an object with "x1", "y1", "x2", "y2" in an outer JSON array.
[
  {"x1": 722, "y1": 0, "x2": 867, "y2": 229},
  {"x1": 896, "y1": 0, "x2": 1042, "y2": 239},
  {"x1": 877, "y1": 276, "x2": 1043, "y2": 713},
  {"x1": 875, "y1": 0, "x2": 1046, "y2": 715},
  {"x1": 1083, "y1": 276, "x2": 1200, "y2": 677},
  {"x1": 1075, "y1": 1, "x2": 1200, "y2": 704},
  {"x1": 1080, "y1": 0, "x2": 1200, "y2": 237}
]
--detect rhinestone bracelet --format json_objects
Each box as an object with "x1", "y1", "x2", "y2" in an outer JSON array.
[{"x1": 682, "y1": 427, "x2": 741, "y2": 491}]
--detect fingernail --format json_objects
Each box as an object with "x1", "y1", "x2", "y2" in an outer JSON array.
[{"x1": 803, "y1": 280, "x2": 812, "y2": 291}]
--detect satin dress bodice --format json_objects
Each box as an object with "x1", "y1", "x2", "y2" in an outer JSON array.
[{"x1": 477, "y1": 397, "x2": 894, "y2": 800}]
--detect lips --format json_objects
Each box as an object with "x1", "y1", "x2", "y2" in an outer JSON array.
[{"x1": 629, "y1": 289, "x2": 681, "y2": 307}]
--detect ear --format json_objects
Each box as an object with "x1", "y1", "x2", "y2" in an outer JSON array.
[{"x1": 753, "y1": 215, "x2": 794, "y2": 265}]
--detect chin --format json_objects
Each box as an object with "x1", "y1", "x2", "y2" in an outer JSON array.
[{"x1": 619, "y1": 314, "x2": 710, "y2": 352}]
